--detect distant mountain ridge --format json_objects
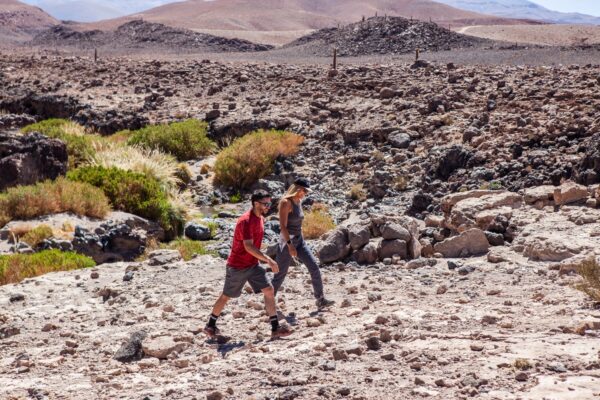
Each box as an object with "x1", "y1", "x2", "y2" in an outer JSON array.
[
  {"x1": 77, "y1": 0, "x2": 534, "y2": 46},
  {"x1": 437, "y1": 0, "x2": 600, "y2": 25}
]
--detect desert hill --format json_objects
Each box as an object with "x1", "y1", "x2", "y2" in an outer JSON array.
[{"x1": 0, "y1": 0, "x2": 58, "y2": 43}]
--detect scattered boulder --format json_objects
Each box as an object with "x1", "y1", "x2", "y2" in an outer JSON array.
[
  {"x1": 114, "y1": 331, "x2": 147, "y2": 362},
  {"x1": 0, "y1": 132, "x2": 68, "y2": 191},
  {"x1": 141, "y1": 336, "x2": 188, "y2": 359},
  {"x1": 317, "y1": 228, "x2": 351, "y2": 264},
  {"x1": 434, "y1": 228, "x2": 490, "y2": 258},
  {"x1": 185, "y1": 223, "x2": 212, "y2": 241}
]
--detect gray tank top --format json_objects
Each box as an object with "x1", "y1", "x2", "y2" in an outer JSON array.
[{"x1": 286, "y1": 200, "x2": 304, "y2": 237}]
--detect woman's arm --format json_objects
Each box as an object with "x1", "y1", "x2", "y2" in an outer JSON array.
[{"x1": 279, "y1": 199, "x2": 297, "y2": 257}]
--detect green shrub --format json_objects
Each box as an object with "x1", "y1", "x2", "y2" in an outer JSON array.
[
  {"x1": 126, "y1": 119, "x2": 215, "y2": 161},
  {"x1": 0, "y1": 178, "x2": 110, "y2": 227},
  {"x1": 67, "y1": 166, "x2": 184, "y2": 238},
  {"x1": 213, "y1": 129, "x2": 304, "y2": 190},
  {"x1": 21, "y1": 119, "x2": 97, "y2": 168},
  {"x1": 20, "y1": 225, "x2": 54, "y2": 248},
  {"x1": 161, "y1": 239, "x2": 209, "y2": 261},
  {"x1": 0, "y1": 250, "x2": 95, "y2": 285}
]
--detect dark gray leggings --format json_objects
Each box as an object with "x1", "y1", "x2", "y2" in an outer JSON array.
[{"x1": 272, "y1": 236, "x2": 324, "y2": 300}]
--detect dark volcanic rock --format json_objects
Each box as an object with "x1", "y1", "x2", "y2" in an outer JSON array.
[
  {"x1": 430, "y1": 145, "x2": 474, "y2": 181},
  {"x1": 284, "y1": 16, "x2": 490, "y2": 56},
  {"x1": 32, "y1": 20, "x2": 274, "y2": 53},
  {"x1": 0, "y1": 132, "x2": 68, "y2": 191},
  {"x1": 114, "y1": 331, "x2": 147, "y2": 362}
]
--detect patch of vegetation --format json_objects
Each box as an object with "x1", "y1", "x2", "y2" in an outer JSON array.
[
  {"x1": 67, "y1": 166, "x2": 184, "y2": 239},
  {"x1": 0, "y1": 250, "x2": 95, "y2": 285},
  {"x1": 0, "y1": 178, "x2": 110, "y2": 227},
  {"x1": 21, "y1": 119, "x2": 97, "y2": 168},
  {"x1": 513, "y1": 358, "x2": 532, "y2": 371},
  {"x1": 126, "y1": 119, "x2": 215, "y2": 161},
  {"x1": 575, "y1": 258, "x2": 600, "y2": 302},
  {"x1": 229, "y1": 192, "x2": 242, "y2": 203},
  {"x1": 162, "y1": 239, "x2": 209, "y2": 261},
  {"x1": 213, "y1": 129, "x2": 304, "y2": 190},
  {"x1": 348, "y1": 184, "x2": 367, "y2": 202},
  {"x1": 20, "y1": 225, "x2": 54, "y2": 248},
  {"x1": 303, "y1": 203, "x2": 336, "y2": 240}
]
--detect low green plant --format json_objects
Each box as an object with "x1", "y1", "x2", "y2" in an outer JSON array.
[
  {"x1": 0, "y1": 178, "x2": 110, "y2": 227},
  {"x1": 126, "y1": 119, "x2": 215, "y2": 161},
  {"x1": 229, "y1": 192, "x2": 242, "y2": 203},
  {"x1": 213, "y1": 129, "x2": 304, "y2": 190},
  {"x1": 67, "y1": 166, "x2": 184, "y2": 239},
  {"x1": 0, "y1": 250, "x2": 95, "y2": 285},
  {"x1": 162, "y1": 239, "x2": 209, "y2": 261},
  {"x1": 20, "y1": 225, "x2": 54, "y2": 248},
  {"x1": 21, "y1": 119, "x2": 97, "y2": 168}
]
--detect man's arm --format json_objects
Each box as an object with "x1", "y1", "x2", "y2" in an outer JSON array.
[{"x1": 243, "y1": 240, "x2": 279, "y2": 273}]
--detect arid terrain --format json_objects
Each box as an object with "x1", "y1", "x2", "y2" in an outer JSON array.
[
  {"x1": 2, "y1": 0, "x2": 600, "y2": 398},
  {"x1": 457, "y1": 24, "x2": 600, "y2": 46},
  {"x1": 1, "y1": 44, "x2": 600, "y2": 398}
]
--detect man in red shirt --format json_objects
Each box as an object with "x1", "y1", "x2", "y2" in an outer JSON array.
[{"x1": 204, "y1": 190, "x2": 293, "y2": 339}]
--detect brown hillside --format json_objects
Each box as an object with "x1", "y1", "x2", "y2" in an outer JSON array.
[
  {"x1": 81, "y1": 0, "x2": 534, "y2": 46},
  {"x1": 0, "y1": 0, "x2": 59, "y2": 43}
]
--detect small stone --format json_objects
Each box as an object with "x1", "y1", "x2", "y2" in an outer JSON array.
[
  {"x1": 319, "y1": 360, "x2": 336, "y2": 371},
  {"x1": 206, "y1": 391, "x2": 224, "y2": 400},
  {"x1": 332, "y1": 349, "x2": 348, "y2": 361},
  {"x1": 306, "y1": 318, "x2": 322, "y2": 328},
  {"x1": 381, "y1": 353, "x2": 395, "y2": 361},
  {"x1": 470, "y1": 344, "x2": 484, "y2": 352},
  {"x1": 515, "y1": 372, "x2": 529, "y2": 382},
  {"x1": 42, "y1": 323, "x2": 58, "y2": 332},
  {"x1": 90, "y1": 271, "x2": 99, "y2": 279},
  {"x1": 9, "y1": 293, "x2": 25, "y2": 302},
  {"x1": 365, "y1": 337, "x2": 381, "y2": 351},
  {"x1": 415, "y1": 377, "x2": 426, "y2": 385},
  {"x1": 336, "y1": 387, "x2": 351, "y2": 396},
  {"x1": 436, "y1": 285, "x2": 447, "y2": 295}
]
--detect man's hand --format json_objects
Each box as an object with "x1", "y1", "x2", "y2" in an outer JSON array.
[
  {"x1": 267, "y1": 258, "x2": 280, "y2": 273},
  {"x1": 288, "y1": 244, "x2": 298, "y2": 258}
]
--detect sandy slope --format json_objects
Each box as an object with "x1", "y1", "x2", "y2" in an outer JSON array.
[{"x1": 458, "y1": 24, "x2": 600, "y2": 46}]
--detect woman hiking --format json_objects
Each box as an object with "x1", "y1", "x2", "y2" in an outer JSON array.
[{"x1": 272, "y1": 178, "x2": 335, "y2": 309}]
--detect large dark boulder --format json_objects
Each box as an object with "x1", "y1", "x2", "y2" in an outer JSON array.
[
  {"x1": 430, "y1": 145, "x2": 474, "y2": 181},
  {"x1": 0, "y1": 132, "x2": 68, "y2": 191}
]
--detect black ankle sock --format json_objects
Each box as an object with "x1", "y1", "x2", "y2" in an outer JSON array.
[
  {"x1": 270, "y1": 315, "x2": 279, "y2": 332},
  {"x1": 208, "y1": 313, "x2": 219, "y2": 328}
]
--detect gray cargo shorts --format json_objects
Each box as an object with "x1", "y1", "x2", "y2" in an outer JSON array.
[{"x1": 223, "y1": 264, "x2": 272, "y2": 298}]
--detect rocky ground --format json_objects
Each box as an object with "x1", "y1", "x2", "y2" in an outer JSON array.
[{"x1": 1, "y1": 45, "x2": 600, "y2": 399}]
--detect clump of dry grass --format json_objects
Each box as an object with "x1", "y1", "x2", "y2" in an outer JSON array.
[
  {"x1": 575, "y1": 257, "x2": 600, "y2": 301},
  {"x1": 0, "y1": 178, "x2": 110, "y2": 227},
  {"x1": 0, "y1": 250, "x2": 95, "y2": 285},
  {"x1": 213, "y1": 129, "x2": 304, "y2": 190},
  {"x1": 514, "y1": 359, "x2": 532, "y2": 371},
  {"x1": 303, "y1": 203, "x2": 336, "y2": 240},
  {"x1": 348, "y1": 183, "x2": 367, "y2": 201}
]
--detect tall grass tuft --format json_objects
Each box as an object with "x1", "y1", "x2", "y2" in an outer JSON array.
[
  {"x1": 302, "y1": 203, "x2": 336, "y2": 240},
  {"x1": 575, "y1": 258, "x2": 600, "y2": 302},
  {"x1": 213, "y1": 129, "x2": 304, "y2": 190},
  {"x1": 0, "y1": 178, "x2": 110, "y2": 227}
]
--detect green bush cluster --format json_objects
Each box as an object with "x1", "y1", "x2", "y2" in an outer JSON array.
[
  {"x1": 0, "y1": 250, "x2": 95, "y2": 285},
  {"x1": 213, "y1": 129, "x2": 304, "y2": 190},
  {"x1": 67, "y1": 166, "x2": 184, "y2": 239},
  {"x1": 0, "y1": 178, "x2": 110, "y2": 227},
  {"x1": 126, "y1": 119, "x2": 215, "y2": 161},
  {"x1": 21, "y1": 119, "x2": 97, "y2": 168}
]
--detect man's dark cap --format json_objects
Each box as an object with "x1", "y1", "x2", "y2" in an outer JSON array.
[{"x1": 251, "y1": 189, "x2": 271, "y2": 203}]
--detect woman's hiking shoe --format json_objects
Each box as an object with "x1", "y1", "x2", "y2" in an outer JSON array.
[
  {"x1": 271, "y1": 325, "x2": 293, "y2": 338},
  {"x1": 316, "y1": 297, "x2": 335, "y2": 309}
]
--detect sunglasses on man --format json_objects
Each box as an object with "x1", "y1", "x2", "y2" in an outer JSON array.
[{"x1": 258, "y1": 201, "x2": 272, "y2": 207}]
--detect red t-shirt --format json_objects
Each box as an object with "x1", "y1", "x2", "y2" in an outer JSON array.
[{"x1": 227, "y1": 209, "x2": 264, "y2": 269}]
